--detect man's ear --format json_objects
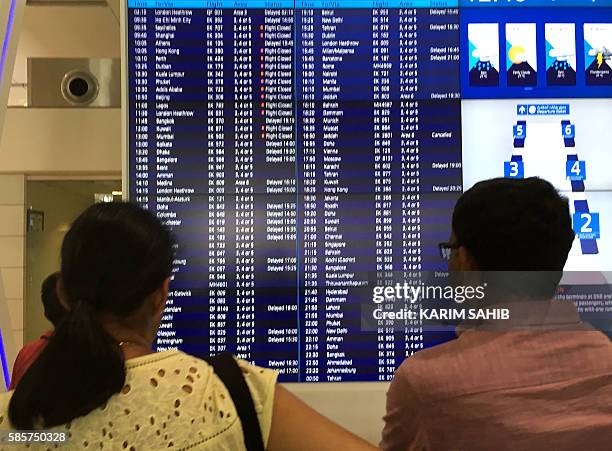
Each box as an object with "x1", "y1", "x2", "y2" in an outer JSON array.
[
  {"x1": 457, "y1": 246, "x2": 479, "y2": 272},
  {"x1": 454, "y1": 246, "x2": 482, "y2": 289},
  {"x1": 56, "y1": 276, "x2": 71, "y2": 311}
]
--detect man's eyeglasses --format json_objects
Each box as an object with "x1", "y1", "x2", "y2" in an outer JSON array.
[{"x1": 438, "y1": 242, "x2": 462, "y2": 261}]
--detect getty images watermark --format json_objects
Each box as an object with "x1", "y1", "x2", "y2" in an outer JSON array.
[
  {"x1": 360, "y1": 271, "x2": 612, "y2": 332},
  {"x1": 370, "y1": 282, "x2": 511, "y2": 322}
]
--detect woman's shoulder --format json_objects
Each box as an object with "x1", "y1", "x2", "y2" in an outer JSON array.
[
  {"x1": 127, "y1": 351, "x2": 278, "y2": 412},
  {"x1": 124, "y1": 351, "x2": 278, "y2": 446},
  {"x1": 232, "y1": 358, "x2": 278, "y2": 414},
  {"x1": 125, "y1": 351, "x2": 277, "y2": 396}
]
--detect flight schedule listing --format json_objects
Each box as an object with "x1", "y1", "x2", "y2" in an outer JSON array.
[{"x1": 127, "y1": 0, "x2": 463, "y2": 382}]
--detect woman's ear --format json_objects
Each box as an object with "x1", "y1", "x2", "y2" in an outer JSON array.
[
  {"x1": 152, "y1": 277, "x2": 171, "y2": 317},
  {"x1": 56, "y1": 276, "x2": 71, "y2": 312}
]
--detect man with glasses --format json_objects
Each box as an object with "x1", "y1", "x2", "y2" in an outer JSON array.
[{"x1": 381, "y1": 177, "x2": 612, "y2": 450}]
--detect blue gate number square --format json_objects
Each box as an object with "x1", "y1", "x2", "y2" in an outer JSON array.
[
  {"x1": 566, "y1": 160, "x2": 586, "y2": 181},
  {"x1": 504, "y1": 161, "x2": 524, "y2": 179},
  {"x1": 562, "y1": 124, "x2": 575, "y2": 139},
  {"x1": 513, "y1": 124, "x2": 526, "y2": 139},
  {"x1": 573, "y1": 212, "x2": 600, "y2": 240}
]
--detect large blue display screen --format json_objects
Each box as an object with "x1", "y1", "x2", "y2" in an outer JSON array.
[{"x1": 125, "y1": 0, "x2": 612, "y2": 381}]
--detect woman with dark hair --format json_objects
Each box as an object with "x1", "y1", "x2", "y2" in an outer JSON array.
[
  {"x1": 9, "y1": 272, "x2": 66, "y2": 390},
  {"x1": 0, "y1": 202, "x2": 375, "y2": 451}
]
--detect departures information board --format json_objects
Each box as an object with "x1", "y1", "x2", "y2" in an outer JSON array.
[{"x1": 125, "y1": 0, "x2": 612, "y2": 381}]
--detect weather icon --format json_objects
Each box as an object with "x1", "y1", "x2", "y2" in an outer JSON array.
[
  {"x1": 584, "y1": 24, "x2": 612, "y2": 85},
  {"x1": 506, "y1": 24, "x2": 537, "y2": 87}
]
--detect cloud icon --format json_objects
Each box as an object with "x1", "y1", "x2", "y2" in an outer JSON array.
[
  {"x1": 473, "y1": 48, "x2": 495, "y2": 62},
  {"x1": 549, "y1": 48, "x2": 573, "y2": 61}
]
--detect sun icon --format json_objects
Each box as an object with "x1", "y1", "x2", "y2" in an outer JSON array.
[{"x1": 508, "y1": 45, "x2": 527, "y2": 65}]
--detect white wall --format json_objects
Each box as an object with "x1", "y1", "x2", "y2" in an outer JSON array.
[
  {"x1": 0, "y1": 174, "x2": 25, "y2": 388},
  {"x1": 9, "y1": 5, "x2": 119, "y2": 106},
  {"x1": 0, "y1": 0, "x2": 25, "y2": 136},
  {"x1": 0, "y1": 108, "x2": 121, "y2": 174}
]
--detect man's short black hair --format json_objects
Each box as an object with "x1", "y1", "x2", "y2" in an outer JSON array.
[
  {"x1": 452, "y1": 177, "x2": 575, "y2": 297},
  {"x1": 41, "y1": 272, "x2": 66, "y2": 327}
]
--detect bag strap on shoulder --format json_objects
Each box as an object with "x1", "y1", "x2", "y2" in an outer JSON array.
[{"x1": 204, "y1": 353, "x2": 265, "y2": 451}]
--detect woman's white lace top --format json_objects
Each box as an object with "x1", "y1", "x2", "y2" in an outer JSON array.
[{"x1": 0, "y1": 350, "x2": 277, "y2": 450}]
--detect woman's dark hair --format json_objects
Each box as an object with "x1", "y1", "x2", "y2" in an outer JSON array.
[{"x1": 9, "y1": 202, "x2": 174, "y2": 429}]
